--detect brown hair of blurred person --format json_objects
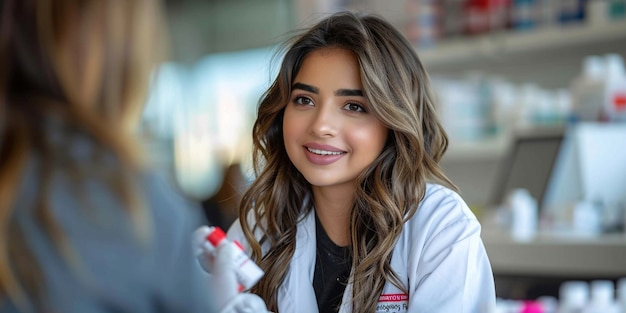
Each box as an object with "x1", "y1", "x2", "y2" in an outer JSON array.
[{"x1": 0, "y1": 0, "x2": 165, "y2": 309}]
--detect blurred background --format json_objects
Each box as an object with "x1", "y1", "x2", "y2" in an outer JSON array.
[{"x1": 139, "y1": 0, "x2": 626, "y2": 310}]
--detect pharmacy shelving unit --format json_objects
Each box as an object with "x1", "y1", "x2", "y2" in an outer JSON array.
[
  {"x1": 422, "y1": 15, "x2": 626, "y2": 286},
  {"x1": 419, "y1": 19, "x2": 626, "y2": 89},
  {"x1": 420, "y1": 19, "x2": 626, "y2": 69},
  {"x1": 423, "y1": 19, "x2": 626, "y2": 161}
]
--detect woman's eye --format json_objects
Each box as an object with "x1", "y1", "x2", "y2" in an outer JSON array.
[
  {"x1": 293, "y1": 96, "x2": 313, "y2": 106},
  {"x1": 344, "y1": 102, "x2": 365, "y2": 112}
]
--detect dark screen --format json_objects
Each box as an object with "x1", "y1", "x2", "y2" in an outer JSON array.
[{"x1": 492, "y1": 135, "x2": 563, "y2": 207}]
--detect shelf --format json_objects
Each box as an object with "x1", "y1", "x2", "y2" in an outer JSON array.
[
  {"x1": 419, "y1": 19, "x2": 626, "y2": 69},
  {"x1": 482, "y1": 226, "x2": 626, "y2": 277},
  {"x1": 444, "y1": 134, "x2": 512, "y2": 162}
]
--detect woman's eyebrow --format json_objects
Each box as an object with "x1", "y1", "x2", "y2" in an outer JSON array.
[
  {"x1": 335, "y1": 89, "x2": 363, "y2": 97},
  {"x1": 291, "y1": 83, "x2": 363, "y2": 97},
  {"x1": 292, "y1": 82, "x2": 318, "y2": 94}
]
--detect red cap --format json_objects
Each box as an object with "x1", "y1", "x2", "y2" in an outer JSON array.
[{"x1": 206, "y1": 227, "x2": 226, "y2": 247}]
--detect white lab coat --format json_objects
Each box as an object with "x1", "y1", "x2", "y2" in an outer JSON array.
[{"x1": 227, "y1": 184, "x2": 496, "y2": 313}]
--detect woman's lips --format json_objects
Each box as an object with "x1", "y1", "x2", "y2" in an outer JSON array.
[{"x1": 303, "y1": 144, "x2": 346, "y2": 165}]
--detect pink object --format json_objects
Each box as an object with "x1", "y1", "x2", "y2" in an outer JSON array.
[{"x1": 521, "y1": 300, "x2": 543, "y2": 313}]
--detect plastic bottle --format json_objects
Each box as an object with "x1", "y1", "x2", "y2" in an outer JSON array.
[
  {"x1": 554, "y1": 89, "x2": 572, "y2": 124},
  {"x1": 582, "y1": 280, "x2": 620, "y2": 313},
  {"x1": 541, "y1": 0, "x2": 557, "y2": 26},
  {"x1": 586, "y1": 0, "x2": 610, "y2": 25},
  {"x1": 405, "y1": 0, "x2": 440, "y2": 49},
  {"x1": 490, "y1": 77, "x2": 518, "y2": 136},
  {"x1": 507, "y1": 188, "x2": 539, "y2": 242},
  {"x1": 556, "y1": 0, "x2": 587, "y2": 24},
  {"x1": 538, "y1": 295, "x2": 559, "y2": 313},
  {"x1": 464, "y1": 0, "x2": 510, "y2": 35},
  {"x1": 558, "y1": 281, "x2": 589, "y2": 313},
  {"x1": 512, "y1": 0, "x2": 535, "y2": 30},
  {"x1": 608, "y1": 0, "x2": 626, "y2": 20},
  {"x1": 441, "y1": 0, "x2": 465, "y2": 38},
  {"x1": 569, "y1": 55, "x2": 606, "y2": 121},
  {"x1": 572, "y1": 200, "x2": 601, "y2": 237},
  {"x1": 602, "y1": 54, "x2": 626, "y2": 122},
  {"x1": 205, "y1": 226, "x2": 264, "y2": 291},
  {"x1": 515, "y1": 83, "x2": 542, "y2": 128}
]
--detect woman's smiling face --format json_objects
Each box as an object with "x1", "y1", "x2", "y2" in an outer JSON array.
[{"x1": 282, "y1": 47, "x2": 388, "y2": 191}]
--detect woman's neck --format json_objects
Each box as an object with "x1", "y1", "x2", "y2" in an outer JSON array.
[{"x1": 312, "y1": 185, "x2": 354, "y2": 247}]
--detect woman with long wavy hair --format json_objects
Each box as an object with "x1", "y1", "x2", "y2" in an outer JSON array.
[
  {"x1": 196, "y1": 11, "x2": 497, "y2": 313},
  {"x1": 0, "y1": 1, "x2": 226, "y2": 312}
]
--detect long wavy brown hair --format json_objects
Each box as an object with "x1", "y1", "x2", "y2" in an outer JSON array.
[
  {"x1": 240, "y1": 11, "x2": 457, "y2": 312},
  {"x1": 0, "y1": 0, "x2": 165, "y2": 309}
]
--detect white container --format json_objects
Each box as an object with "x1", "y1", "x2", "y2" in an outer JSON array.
[
  {"x1": 603, "y1": 54, "x2": 626, "y2": 122},
  {"x1": 572, "y1": 200, "x2": 602, "y2": 237},
  {"x1": 507, "y1": 188, "x2": 538, "y2": 242},
  {"x1": 569, "y1": 55, "x2": 606, "y2": 121},
  {"x1": 538, "y1": 296, "x2": 559, "y2": 313},
  {"x1": 582, "y1": 280, "x2": 620, "y2": 313},
  {"x1": 206, "y1": 226, "x2": 264, "y2": 291},
  {"x1": 432, "y1": 77, "x2": 489, "y2": 141},
  {"x1": 586, "y1": 0, "x2": 611, "y2": 25},
  {"x1": 569, "y1": 54, "x2": 626, "y2": 122},
  {"x1": 516, "y1": 83, "x2": 542, "y2": 128},
  {"x1": 558, "y1": 281, "x2": 589, "y2": 313}
]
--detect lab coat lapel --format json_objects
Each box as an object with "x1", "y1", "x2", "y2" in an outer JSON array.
[{"x1": 278, "y1": 209, "x2": 318, "y2": 313}]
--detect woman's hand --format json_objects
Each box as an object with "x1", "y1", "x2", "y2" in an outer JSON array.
[{"x1": 194, "y1": 226, "x2": 269, "y2": 313}]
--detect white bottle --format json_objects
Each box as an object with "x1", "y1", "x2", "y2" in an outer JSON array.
[
  {"x1": 554, "y1": 89, "x2": 572, "y2": 124},
  {"x1": 538, "y1": 295, "x2": 559, "y2": 313},
  {"x1": 569, "y1": 55, "x2": 606, "y2": 122},
  {"x1": 603, "y1": 54, "x2": 626, "y2": 122},
  {"x1": 206, "y1": 226, "x2": 264, "y2": 291},
  {"x1": 582, "y1": 280, "x2": 620, "y2": 313},
  {"x1": 507, "y1": 188, "x2": 538, "y2": 242},
  {"x1": 558, "y1": 281, "x2": 589, "y2": 313},
  {"x1": 572, "y1": 200, "x2": 601, "y2": 237}
]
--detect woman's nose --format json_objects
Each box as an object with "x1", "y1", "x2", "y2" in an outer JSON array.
[{"x1": 309, "y1": 103, "x2": 338, "y2": 138}]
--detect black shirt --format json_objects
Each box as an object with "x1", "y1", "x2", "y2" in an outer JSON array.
[{"x1": 312, "y1": 213, "x2": 352, "y2": 313}]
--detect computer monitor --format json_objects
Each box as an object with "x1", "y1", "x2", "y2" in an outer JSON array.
[{"x1": 491, "y1": 128, "x2": 565, "y2": 208}]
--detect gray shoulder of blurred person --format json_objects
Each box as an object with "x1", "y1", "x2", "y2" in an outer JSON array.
[{"x1": 3, "y1": 130, "x2": 216, "y2": 313}]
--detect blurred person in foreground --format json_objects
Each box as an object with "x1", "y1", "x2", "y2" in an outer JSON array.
[{"x1": 0, "y1": 0, "x2": 266, "y2": 312}]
